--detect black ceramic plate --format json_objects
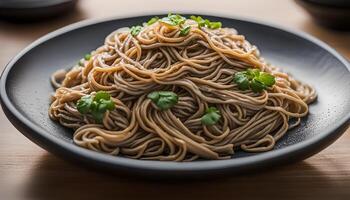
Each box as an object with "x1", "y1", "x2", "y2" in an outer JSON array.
[{"x1": 1, "y1": 14, "x2": 350, "y2": 177}]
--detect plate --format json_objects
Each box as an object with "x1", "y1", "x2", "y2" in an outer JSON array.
[{"x1": 1, "y1": 14, "x2": 349, "y2": 177}]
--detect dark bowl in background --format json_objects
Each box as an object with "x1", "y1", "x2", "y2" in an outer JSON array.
[
  {"x1": 0, "y1": 0, "x2": 78, "y2": 21},
  {"x1": 306, "y1": 0, "x2": 350, "y2": 7},
  {"x1": 296, "y1": 0, "x2": 350, "y2": 30}
]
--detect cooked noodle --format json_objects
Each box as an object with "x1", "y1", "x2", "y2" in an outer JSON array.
[{"x1": 49, "y1": 16, "x2": 317, "y2": 161}]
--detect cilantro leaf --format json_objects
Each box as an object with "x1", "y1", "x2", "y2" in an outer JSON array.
[
  {"x1": 100, "y1": 99, "x2": 115, "y2": 110},
  {"x1": 201, "y1": 107, "x2": 221, "y2": 126},
  {"x1": 234, "y1": 73, "x2": 250, "y2": 90},
  {"x1": 91, "y1": 109, "x2": 104, "y2": 123},
  {"x1": 256, "y1": 72, "x2": 276, "y2": 87},
  {"x1": 250, "y1": 79, "x2": 266, "y2": 93},
  {"x1": 76, "y1": 91, "x2": 115, "y2": 123},
  {"x1": 94, "y1": 91, "x2": 110, "y2": 102},
  {"x1": 147, "y1": 91, "x2": 178, "y2": 110},
  {"x1": 247, "y1": 69, "x2": 260, "y2": 78},
  {"x1": 76, "y1": 95, "x2": 92, "y2": 114},
  {"x1": 233, "y1": 69, "x2": 275, "y2": 93}
]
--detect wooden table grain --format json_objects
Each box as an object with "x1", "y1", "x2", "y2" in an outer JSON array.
[{"x1": 0, "y1": 1, "x2": 349, "y2": 199}]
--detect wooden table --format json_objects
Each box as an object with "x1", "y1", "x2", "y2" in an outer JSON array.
[{"x1": 1, "y1": 1, "x2": 349, "y2": 199}]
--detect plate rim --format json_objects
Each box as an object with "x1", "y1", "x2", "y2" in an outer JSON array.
[{"x1": 1, "y1": 13, "x2": 350, "y2": 174}]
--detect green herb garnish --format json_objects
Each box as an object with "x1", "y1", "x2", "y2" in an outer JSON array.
[
  {"x1": 147, "y1": 91, "x2": 178, "y2": 110},
  {"x1": 130, "y1": 26, "x2": 142, "y2": 36},
  {"x1": 208, "y1": 21, "x2": 222, "y2": 29},
  {"x1": 76, "y1": 95, "x2": 93, "y2": 114},
  {"x1": 255, "y1": 71, "x2": 276, "y2": 87},
  {"x1": 190, "y1": 16, "x2": 203, "y2": 25},
  {"x1": 190, "y1": 15, "x2": 222, "y2": 29},
  {"x1": 233, "y1": 69, "x2": 275, "y2": 93},
  {"x1": 147, "y1": 17, "x2": 159, "y2": 25},
  {"x1": 84, "y1": 53, "x2": 91, "y2": 61},
  {"x1": 76, "y1": 91, "x2": 115, "y2": 123},
  {"x1": 159, "y1": 13, "x2": 186, "y2": 26},
  {"x1": 180, "y1": 25, "x2": 191, "y2": 36},
  {"x1": 159, "y1": 14, "x2": 191, "y2": 36},
  {"x1": 78, "y1": 53, "x2": 91, "y2": 66},
  {"x1": 201, "y1": 107, "x2": 221, "y2": 126}
]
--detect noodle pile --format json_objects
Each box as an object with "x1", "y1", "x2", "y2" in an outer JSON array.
[{"x1": 49, "y1": 16, "x2": 317, "y2": 161}]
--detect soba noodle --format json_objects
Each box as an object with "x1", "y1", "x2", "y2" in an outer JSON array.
[{"x1": 49, "y1": 15, "x2": 317, "y2": 161}]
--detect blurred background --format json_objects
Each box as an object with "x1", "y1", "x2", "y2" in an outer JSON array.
[
  {"x1": 0, "y1": 0, "x2": 349, "y2": 200},
  {"x1": 0, "y1": 0, "x2": 349, "y2": 70}
]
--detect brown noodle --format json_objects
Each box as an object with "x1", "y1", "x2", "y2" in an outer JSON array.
[{"x1": 49, "y1": 19, "x2": 317, "y2": 161}]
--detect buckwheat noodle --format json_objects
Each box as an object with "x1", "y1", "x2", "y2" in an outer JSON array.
[{"x1": 49, "y1": 18, "x2": 316, "y2": 161}]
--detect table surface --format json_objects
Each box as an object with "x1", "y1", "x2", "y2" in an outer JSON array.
[{"x1": 1, "y1": 0, "x2": 349, "y2": 199}]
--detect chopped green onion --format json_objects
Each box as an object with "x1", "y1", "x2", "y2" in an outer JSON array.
[
  {"x1": 159, "y1": 14, "x2": 186, "y2": 26},
  {"x1": 130, "y1": 26, "x2": 142, "y2": 36},
  {"x1": 180, "y1": 25, "x2": 191, "y2": 36},
  {"x1": 208, "y1": 21, "x2": 222, "y2": 29},
  {"x1": 190, "y1": 15, "x2": 222, "y2": 29},
  {"x1": 190, "y1": 15, "x2": 202, "y2": 22},
  {"x1": 159, "y1": 17, "x2": 176, "y2": 26},
  {"x1": 84, "y1": 53, "x2": 91, "y2": 61},
  {"x1": 147, "y1": 17, "x2": 159, "y2": 25}
]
